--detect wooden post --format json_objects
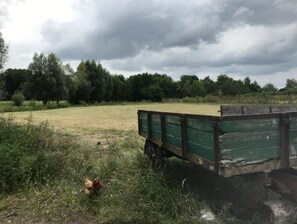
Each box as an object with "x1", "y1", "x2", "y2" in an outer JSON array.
[
  {"x1": 181, "y1": 115, "x2": 189, "y2": 159},
  {"x1": 137, "y1": 111, "x2": 141, "y2": 135},
  {"x1": 148, "y1": 113, "x2": 152, "y2": 141},
  {"x1": 213, "y1": 118, "x2": 221, "y2": 174},
  {"x1": 161, "y1": 114, "x2": 166, "y2": 146},
  {"x1": 280, "y1": 113, "x2": 290, "y2": 169}
]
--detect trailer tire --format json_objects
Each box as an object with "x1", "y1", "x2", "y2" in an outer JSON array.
[{"x1": 144, "y1": 139, "x2": 165, "y2": 169}]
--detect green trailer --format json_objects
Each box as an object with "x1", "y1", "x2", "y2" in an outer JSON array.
[{"x1": 138, "y1": 105, "x2": 297, "y2": 177}]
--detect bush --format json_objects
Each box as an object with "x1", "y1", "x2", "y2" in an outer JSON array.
[
  {"x1": 11, "y1": 92, "x2": 25, "y2": 107},
  {"x1": 0, "y1": 117, "x2": 83, "y2": 193},
  {"x1": 28, "y1": 100, "x2": 36, "y2": 107}
]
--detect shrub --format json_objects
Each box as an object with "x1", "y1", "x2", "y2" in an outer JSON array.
[
  {"x1": 11, "y1": 92, "x2": 25, "y2": 107},
  {"x1": 0, "y1": 117, "x2": 83, "y2": 193},
  {"x1": 28, "y1": 100, "x2": 36, "y2": 107}
]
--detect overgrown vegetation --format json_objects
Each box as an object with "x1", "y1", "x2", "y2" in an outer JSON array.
[
  {"x1": 0, "y1": 117, "x2": 209, "y2": 223},
  {"x1": 0, "y1": 116, "x2": 83, "y2": 193},
  {"x1": 11, "y1": 92, "x2": 25, "y2": 107},
  {"x1": 0, "y1": 100, "x2": 70, "y2": 113},
  {"x1": 0, "y1": 116, "x2": 278, "y2": 223}
]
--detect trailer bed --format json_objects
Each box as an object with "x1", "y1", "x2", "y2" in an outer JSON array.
[{"x1": 138, "y1": 105, "x2": 297, "y2": 177}]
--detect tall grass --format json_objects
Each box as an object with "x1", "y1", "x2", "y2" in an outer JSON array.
[
  {"x1": 164, "y1": 93, "x2": 297, "y2": 104},
  {"x1": 0, "y1": 117, "x2": 270, "y2": 223},
  {"x1": 0, "y1": 118, "x2": 213, "y2": 223},
  {"x1": 0, "y1": 101, "x2": 70, "y2": 113},
  {"x1": 0, "y1": 116, "x2": 85, "y2": 193}
]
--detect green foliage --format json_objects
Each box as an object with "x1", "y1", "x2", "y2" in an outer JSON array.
[
  {"x1": 11, "y1": 92, "x2": 25, "y2": 106},
  {"x1": 286, "y1": 78, "x2": 297, "y2": 88},
  {"x1": 127, "y1": 73, "x2": 176, "y2": 102},
  {"x1": 0, "y1": 32, "x2": 8, "y2": 70},
  {"x1": 0, "y1": 100, "x2": 70, "y2": 113},
  {"x1": 4, "y1": 51, "x2": 297, "y2": 104},
  {"x1": 261, "y1": 83, "x2": 278, "y2": 93},
  {"x1": 0, "y1": 117, "x2": 82, "y2": 193},
  {"x1": 0, "y1": 120, "x2": 270, "y2": 223},
  {"x1": 3, "y1": 69, "x2": 30, "y2": 99},
  {"x1": 27, "y1": 53, "x2": 68, "y2": 105}
]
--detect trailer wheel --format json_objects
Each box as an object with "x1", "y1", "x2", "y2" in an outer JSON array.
[{"x1": 144, "y1": 139, "x2": 165, "y2": 169}]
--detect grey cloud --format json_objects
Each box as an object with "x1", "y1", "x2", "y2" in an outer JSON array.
[
  {"x1": 39, "y1": 0, "x2": 297, "y2": 79},
  {"x1": 42, "y1": 0, "x2": 227, "y2": 59}
]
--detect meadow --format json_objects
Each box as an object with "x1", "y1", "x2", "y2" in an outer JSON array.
[
  {"x1": 4, "y1": 102, "x2": 220, "y2": 131},
  {"x1": 0, "y1": 103, "x2": 272, "y2": 223}
]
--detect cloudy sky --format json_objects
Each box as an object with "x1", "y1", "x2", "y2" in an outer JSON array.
[{"x1": 1, "y1": 0, "x2": 297, "y2": 87}]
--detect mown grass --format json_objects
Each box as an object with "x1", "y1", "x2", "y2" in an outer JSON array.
[{"x1": 2, "y1": 103, "x2": 220, "y2": 133}]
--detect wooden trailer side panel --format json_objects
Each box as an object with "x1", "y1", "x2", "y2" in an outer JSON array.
[
  {"x1": 151, "y1": 114, "x2": 161, "y2": 142},
  {"x1": 139, "y1": 111, "x2": 149, "y2": 137},
  {"x1": 290, "y1": 114, "x2": 297, "y2": 157},
  {"x1": 219, "y1": 115, "x2": 280, "y2": 166},
  {"x1": 138, "y1": 110, "x2": 216, "y2": 163},
  {"x1": 165, "y1": 115, "x2": 182, "y2": 149},
  {"x1": 186, "y1": 117, "x2": 215, "y2": 161}
]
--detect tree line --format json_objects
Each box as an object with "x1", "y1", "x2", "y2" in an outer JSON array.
[{"x1": 0, "y1": 52, "x2": 297, "y2": 105}]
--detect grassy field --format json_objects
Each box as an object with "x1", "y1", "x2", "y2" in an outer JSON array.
[
  {"x1": 0, "y1": 103, "x2": 273, "y2": 223},
  {"x1": 3, "y1": 102, "x2": 220, "y2": 132}
]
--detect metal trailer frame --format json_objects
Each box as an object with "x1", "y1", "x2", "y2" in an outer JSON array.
[{"x1": 138, "y1": 109, "x2": 297, "y2": 177}]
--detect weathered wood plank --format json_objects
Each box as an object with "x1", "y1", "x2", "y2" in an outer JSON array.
[
  {"x1": 152, "y1": 130, "x2": 161, "y2": 141},
  {"x1": 221, "y1": 146, "x2": 279, "y2": 165},
  {"x1": 290, "y1": 116, "x2": 297, "y2": 129},
  {"x1": 165, "y1": 124, "x2": 181, "y2": 137},
  {"x1": 188, "y1": 141, "x2": 215, "y2": 161},
  {"x1": 165, "y1": 115, "x2": 180, "y2": 125},
  {"x1": 220, "y1": 131, "x2": 280, "y2": 151},
  {"x1": 140, "y1": 112, "x2": 148, "y2": 120},
  {"x1": 166, "y1": 134, "x2": 182, "y2": 148},
  {"x1": 140, "y1": 124, "x2": 148, "y2": 134},
  {"x1": 290, "y1": 129, "x2": 297, "y2": 156},
  {"x1": 186, "y1": 118, "x2": 213, "y2": 132},
  {"x1": 220, "y1": 117, "x2": 279, "y2": 133},
  {"x1": 221, "y1": 105, "x2": 297, "y2": 116},
  {"x1": 187, "y1": 128, "x2": 214, "y2": 148}
]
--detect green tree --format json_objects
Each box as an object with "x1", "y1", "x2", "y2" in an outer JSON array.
[
  {"x1": 11, "y1": 92, "x2": 25, "y2": 106},
  {"x1": 0, "y1": 72, "x2": 5, "y2": 100},
  {"x1": 47, "y1": 53, "x2": 68, "y2": 104},
  {"x1": 27, "y1": 53, "x2": 68, "y2": 105},
  {"x1": 4, "y1": 69, "x2": 30, "y2": 100},
  {"x1": 286, "y1": 78, "x2": 297, "y2": 88},
  {"x1": 261, "y1": 83, "x2": 278, "y2": 93},
  {"x1": 178, "y1": 75, "x2": 199, "y2": 97},
  {"x1": 190, "y1": 80, "x2": 206, "y2": 97},
  {"x1": 216, "y1": 74, "x2": 246, "y2": 95},
  {"x1": 202, "y1": 76, "x2": 216, "y2": 94},
  {"x1": 0, "y1": 32, "x2": 8, "y2": 70},
  {"x1": 141, "y1": 84, "x2": 163, "y2": 102},
  {"x1": 112, "y1": 75, "x2": 126, "y2": 101},
  {"x1": 104, "y1": 72, "x2": 114, "y2": 102},
  {"x1": 127, "y1": 73, "x2": 152, "y2": 101},
  {"x1": 85, "y1": 60, "x2": 106, "y2": 103},
  {"x1": 249, "y1": 81, "x2": 261, "y2": 93},
  {"x1": 74, "y1": 61, "x2": 91, "y2": 103},
  {"x1": 153, "y1": 74, "x2": 177, "y2": 98}
]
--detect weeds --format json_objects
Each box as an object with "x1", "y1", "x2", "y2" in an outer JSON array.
[
  {"x1": 0, "y1": 117, "x2": 267, "y2": 223},
  {"x1": 0, "y1": 117, "x2": 85, "y2": 193},
  {"x1": 0, "y1": 101, "x2": 70, "y2": 113}
]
